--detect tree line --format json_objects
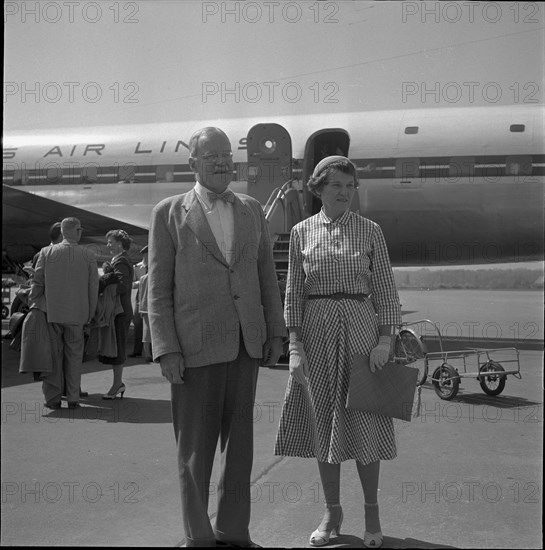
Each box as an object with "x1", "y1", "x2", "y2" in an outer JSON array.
[{"x1": 393, "y1": 268, "x2": 543, "y2": 290}]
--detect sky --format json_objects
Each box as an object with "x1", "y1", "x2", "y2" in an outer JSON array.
[{"x1": 4, "y1": 0, "x2": 545, "y2": 132}]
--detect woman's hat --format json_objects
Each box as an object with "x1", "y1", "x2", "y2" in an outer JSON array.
[{"x1": 312, "y1": 155, "x2": 356, "y2": 178}]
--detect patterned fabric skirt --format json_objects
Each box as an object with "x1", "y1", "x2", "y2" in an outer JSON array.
[{"x1": 274, "y1": 297, "x2": 397, "y2": 465}]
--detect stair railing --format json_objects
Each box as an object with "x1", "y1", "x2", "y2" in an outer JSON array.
[{"x1": 264, "y1": 180, "x2": 304, "y2": 234}]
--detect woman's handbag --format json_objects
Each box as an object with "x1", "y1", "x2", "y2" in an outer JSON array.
[{"x1": 346, "y1": 355, "x2": 418, "y2": 421}]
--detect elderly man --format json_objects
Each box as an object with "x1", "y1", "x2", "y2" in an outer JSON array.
[
  {"x1": 148, "y1": 127, "x2": 285, "y2": 547},
  {"x1": 31, "y1": 217, "x2": 99, "y2": 409}
]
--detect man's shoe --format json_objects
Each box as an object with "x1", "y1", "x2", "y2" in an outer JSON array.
[
  {"x1": 67, "y1": 402, "x2": 80, "y2": 409},
  {"x1": 44, "y1": 401, "x2": 62, "y2": 410},
  {"x1": 128, "y1": 352, "x2": 141, "y2": 358},
  {"x1": 62, "y1": 388, "x2": 88, "y2": 399}
]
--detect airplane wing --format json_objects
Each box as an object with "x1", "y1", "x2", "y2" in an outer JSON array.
[{"x1": 2, "y1": 184, "x2": 149, "y2": 266}]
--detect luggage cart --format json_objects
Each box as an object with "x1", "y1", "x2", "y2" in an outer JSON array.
[{"x1": 393, "y1": 319, "x2": 521, "y2": 400}]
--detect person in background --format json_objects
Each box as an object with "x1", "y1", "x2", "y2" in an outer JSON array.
[
  {"x1": 148, "y1": 126, "x2": 285, "y2": 547},
  {"x1": 98, "y1": 229, "x2": 134, "y2": 399},
  {"x1": 129, "y1": 247, "x2": 148, "y2": 358},
  {"x1": 274, "y1": 156, "x2": 402, "y2": 549},
  {"x1": 136, "y1": 246, "x2": 152, "y2": 362},
  {"x1": 22, "y1": 221, "x2": 88, "y2": 397},
  {"x1": 30, "y1": 217, "x2": 99, "y2": 409},
  {"x1": 31, "y1": 222, "x2": 62, "y2": 268}
]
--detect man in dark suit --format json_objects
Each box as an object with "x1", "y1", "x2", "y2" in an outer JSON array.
[{"x1": 148, "y1": 127, "x2": 285, "y2": 547}]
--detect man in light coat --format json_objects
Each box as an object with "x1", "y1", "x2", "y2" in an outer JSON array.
[
  {"x1": 148, "y1": 127, "x2": 285, "y2": 547},
  {"x1": 31, "y1": 217, "x2": 99, "y2": 409}
]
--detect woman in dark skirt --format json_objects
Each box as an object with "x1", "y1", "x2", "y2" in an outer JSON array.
[{"x1": 99, "y1": 229, "x2": 134, "y2": 399}]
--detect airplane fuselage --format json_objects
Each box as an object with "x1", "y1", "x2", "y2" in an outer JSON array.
[{"x1": 3, "y1": 105, "x2": 544, "y2": 266}]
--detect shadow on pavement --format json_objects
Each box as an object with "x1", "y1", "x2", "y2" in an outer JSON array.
[{"x1": 40, "y1": 396, "x2": 172, "y2": 424}]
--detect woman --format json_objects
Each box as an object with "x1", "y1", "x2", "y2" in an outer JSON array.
[
  {"x1": 99, "y1": 229, "x2": 134, "y2": 399},
  {"x1": 274, "y1": 156, "x2": 401, "y2": 548}
]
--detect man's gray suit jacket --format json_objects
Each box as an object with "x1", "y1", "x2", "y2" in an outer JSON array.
[{"x1": 148, "y1": 189, "x2": 286, "y2": 368}]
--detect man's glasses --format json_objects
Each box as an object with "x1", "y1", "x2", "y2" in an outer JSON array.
[{"x1": 199, "y1": 151, "x2": 233, "y2": 162}]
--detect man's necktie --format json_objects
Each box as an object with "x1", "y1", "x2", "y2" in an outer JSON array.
[{"x1": 208, "y1": 190, "x2": 235, "y2": 204}]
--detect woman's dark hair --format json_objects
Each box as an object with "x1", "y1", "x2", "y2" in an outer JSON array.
[
  {"x1": 106, "y1": 229, "x2": 132, "y2": 251},
  {"x1": 307, "y1": 159, "x2": 359, "y2": 197},
  {"x1": 49, "y1": 222, "x2": 62, "y2": 242}
]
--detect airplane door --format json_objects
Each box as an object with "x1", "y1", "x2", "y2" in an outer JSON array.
[
  {"x1": 246, "y1": 124, "x2": 292, "y2": 205},
  {"x1": 301, "y1": 129, "x2": 360, "y2": 216}
]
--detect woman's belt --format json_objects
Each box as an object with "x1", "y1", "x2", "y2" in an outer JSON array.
[{"x1": 307, "y1": 293, "x2": 370, "y2": 301}]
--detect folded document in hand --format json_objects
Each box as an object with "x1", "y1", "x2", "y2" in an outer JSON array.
[{"x1": 346, "y1": 355, "x2": 418, "y2": 421}]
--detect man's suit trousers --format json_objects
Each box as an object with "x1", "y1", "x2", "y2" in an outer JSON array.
[
  {"x1": 171, "y1": 342, "x2": 259, "y2": 547},
  {"x1": 43, "y1": 323, "x2": 84, "y2": 405}
]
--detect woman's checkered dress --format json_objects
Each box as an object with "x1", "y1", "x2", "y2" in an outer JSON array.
[{"x1": 274, "y1": 209, "x2": 402, "y2": 465}]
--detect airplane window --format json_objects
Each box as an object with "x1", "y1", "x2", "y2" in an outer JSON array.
[
  {"x1": 118, "y1": 164, "x2": 136, "y2": 184},
  {"x1": 259, "y1": 138, "x2": 277, "y2": 154},
  {"x1": 10, "y1": 169, "x2": 29, "y2": 186},
  {"x1": 82, "y1": 166, "x2": 98, "y2": 184},
  {"x1": 506, "y1": 155, "x2": 532, "y2": 176},
  {"x1": 395, "y1": 158, "x2": 420, "y2": 179},
  {"x1": 156, "y1": 165, "x2": 174, "y2": 182},
  {"x1": 46, "y1": 166, "x2": 63, "y2": 184},
  {"x1": 361, "y1": 162, "x2": 377, "y2": 176},
  {"x1": 405, "y1": 127, "x2": 419, "y2": 134},
  {"x1": 509, "y1": 124, "x2": 525, "y2": 133},
  {"x1": 449, "y1": 157, "x2": 475, "y2": 178}
]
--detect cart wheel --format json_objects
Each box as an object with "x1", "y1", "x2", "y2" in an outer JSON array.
[
  {"x1": 432, "y1": 364, "x2": 459, "y2": 400},
  {"x1": 479, "y1": 361, "x2": 506, "y2": 396},
  {"x1": 2, "y1": 305, "x2": 8, "y2": 319},
  {"x1": 395, "y1": 328, "x2": 428, "y2": 385}
]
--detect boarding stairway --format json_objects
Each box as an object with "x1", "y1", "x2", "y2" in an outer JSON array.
[
  {"x1": 272, "y1": 233, "x2": 290, "y2": 279},
  {"x1": 262, "y1": 180, "x2": 305, "y2": 364},
  {"x1": 262, "y1": 179, "x2": 305, "y2": 283}
]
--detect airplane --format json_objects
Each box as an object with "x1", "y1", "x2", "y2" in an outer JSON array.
[{"x1": 3, "y1": 104, "x2": 544, "y2": 280}]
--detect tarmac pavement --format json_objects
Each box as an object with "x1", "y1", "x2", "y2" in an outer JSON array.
[{"x1": 1, "y1": 327, "x2": 542, "y2": 548}]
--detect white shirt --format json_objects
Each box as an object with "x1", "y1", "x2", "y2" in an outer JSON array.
[{"x1": 194, "y1": 182, "x2": 235, "y2": 264}]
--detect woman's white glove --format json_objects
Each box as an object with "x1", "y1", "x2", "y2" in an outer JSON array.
[
  {"x1": 369, "y1": 336, "x2": 392, "y2": 373},
  {"x1": 288, "y1": 341, "x2": 309, "y2": 385}
]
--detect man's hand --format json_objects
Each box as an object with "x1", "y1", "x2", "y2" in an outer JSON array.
[
  {"x1": 159, "y1": 352, "x2": 185, "y2": 384},
  {"x1": 262, "y1": 337, "x2": 283, "y2": 367},
  {"x1": 288, "y1": 341, "x2": 309, "y2": 385},
  {"x1": 369, "y1": 336, "x2": 391, "y2": 373}
]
